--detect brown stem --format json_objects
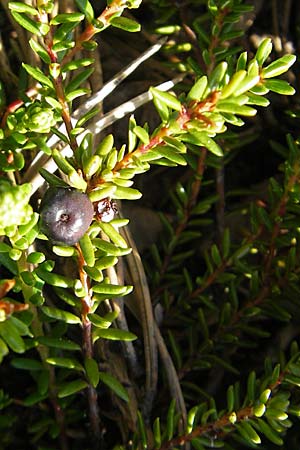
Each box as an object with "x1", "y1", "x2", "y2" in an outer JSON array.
[
  {"x1": 76, "y1": 245, "x2": 101, "y2": 440},
  {"x1": 159, "y1": 366, "x2": 289, "y2": 450},
  {"x1": 159, "y1": 405, "x2": 254, "y2": 450},
  {"x1": 62, "y1": 0, "x2": 129, "y2": 65},
  {"x1": 89, "y1": 92, "x2": 220, "y2": 191},
  {"x1": 52, "y1": 75, "x2": 78, "y2": 151}
]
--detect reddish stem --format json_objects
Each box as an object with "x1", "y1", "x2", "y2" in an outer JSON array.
[{"x1": 62, "y1": 0, "x2": 129, "y2": 64}]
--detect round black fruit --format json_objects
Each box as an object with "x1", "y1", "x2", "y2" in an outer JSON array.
[{"x1": 39, "y1": 187, "x2": 94, "y2": 245}]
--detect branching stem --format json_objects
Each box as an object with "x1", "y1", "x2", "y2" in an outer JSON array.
[{"x1": 159, "y1": 365, "x2": 289, "y2": 450}]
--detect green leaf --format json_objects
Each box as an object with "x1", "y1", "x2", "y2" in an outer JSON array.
[
  {"x1": 183, "y1": 132, "x2": 223, "y2": 156},
  {"x1": 75, "y1": 0, "x2": 94, "y2": 22},
  {"x1": 85, "y1": 357, "x2": 99, "y2": 388},
  {"x1": 163, "y1": 136, "x2": 186, "y2": 153},
  {"x1": 52, "y1": 41, "x2": 75, "y2": 52},
  {"x1": 65, "y1": 67, "x2": 94, "y2": 94},
  {"x1": 99, "y1": 371, "x2": 129, "y2": 402},
  {"x1": 152, "y1": 96, "x2": 170, "y2": 123},
  {"x1": 256, "y1": 418, "x2": 283, "y2": 445},
  {"x1": 253, "y1": 403, "x2": 266, "y2": 417},
  {"x1": 79, "y1": 234, "x2": 95, "y2": 267},
  {"x1": 133, "y1": 126, "x2": 149, "y2": 144},
  {"x1": 94, "y1": 256, "x2": 119, "y2": 270},
  {"x1": 237, "y1": 421, "x2": 261, "y2": 444},
  {"x1": 35, "y1": 267, "x2": 74, "y2": 288},
  {"x1": 42, "y1": 306, "x2": 81, "y2": 324},
  {"x1": 11, "y1": 11, "x2": 41, "y2": 35},
  {"x1": 208, "y1": 61, "x2": 228, "y2": 89},
  {"x1": 150, "y1": 87, "x2": 182, "y2": 112},
  {"x1": 157, "y1": 146, "x2": 187, "y2": 165},
  {"x1": 166, "y1": 399, "x2": 176, "y2": 440},
  {"x1": 98, "y1": 222, "x2": 128, "y2": 248},
  {"x1": 83, "y1": 266, "x2": 103, "y2": 282},
  {"x1": 113, "y1": 177, "x2": 134, "y2": 187},
  {"x1": 88, "y1": 312, "x2": 117, "y2": 329},
  {"x1": 29, "y1": 38, "x2": 51, "y2": 64},
  {"x1": 221, "y1": 70, "x2": 247, "y2": 99},
  {"x1": 0, "y1": 320, "x2": 25, "y2": 353},
  {"x1": 0, "y1": 242, "x2": 11, "y2": 252},
  {"x1": 10, "y1": 316, "x2": 32, "y2": 337},
  {"x1": 50, "y1": 12, "x2": 85, "y2": 25},
  {"x1": 263, "y1": 79, "x2": 295, "y2": 95},
  {"x1": 77, "y1": 104, "x2": 100, "y2": 127},
  {"x1": 83, "y1": 155, "x2": 102, "y2": 179},
  {"x1": 233, "y1": 74, "x2": 260, "y2": 97},
  {"x1": 11, "y1": 358, "x2": 43, "y2": 370},
  {"x1": 37, "y1": 336, "x2": 80, "y2": 351},
  {"x1": 23, "y1": 391, "x2": 48, "y2": 406},
  {"x1": 247, "y1": 92, "x2": 270, "y2": 107},
  {"x1": 58, "y1": 379, "x2": 88, "y2": 398},
  {"x1": 52, "y1": 245, "x2": 76, "y2": 257},
  {"x1": 88, "y1": 185, "x2": 117, "y2": 202},
  {"x1": 137, "y1": 411, "x2": 148, "y2": 449},
  {"x1": 0, "y1": 338, "x2": 9, "y2": 363},
  {"x1": 46, "y1": 356, "x2": 84, "y2": 371},
  {"x1": 93, "y1": 328, "x2": 137, "y2": 343},
  {"x1": 93, "y1": 238, "x2": 131, "y2": 256},
  {"x1": 18, "y1": 212, "x2": 39, "y2": 235},
  {"x1": 110, "y1": 16, "x2": 141, "y2": 32},
  {"x1": 92, "y1": 283, "x2": 131, "y2": 296},
  {"x1": 9, "y1": 2, "x2": 38, "y2": 14},
  {"x1": 250, "y1": 84, "x2": 269, "y2": 95},
  {"x1": 95, "y1": 134, "x2": 114, "y2": 156},
  {"x1": 113, "y1": 186, "x2": 142, "y2": 200},
  {"x1": 53, "y1": 287, "x2": 80, "y2": 308},
  {"x1": 197, "y1": 308, "x2": 209, "y2": 340},
  {"x1": 139, "y1": 150, "x2": 162, "y2": 162},
  {"x1": 247, "y1": 59, "x2": 259, "y2": 78},
  {"x1": 52, "y1": 150, "x2": 87, "y2": 190},
  {"x1": 265, "y1": 408, "x2": 288, "y2": 421},
  {"x1": 236, "y1": 51, "x2": 247, "y2": 70},
  {"x1": 105, "y1": 149, "x2": 118, "y2": 170},
  {"x1": 66, "y1": 88, "x2": 90, "y2": 102},
  {"x1": 187, "y1": 76, "x2": 208, "y2": 101},
  {"x1": 260, "y1": 389, "x2": 271, "y2": 404},
  {"x1": 211, "y1": 244, "x2": 222, "y2": 265},
  {"x1": 284, "y1": 374, "x2": 300, "y2": 387},
  {"x1": 153, "y1": 417, "x2": 162, "y2": 448},
  {"x1": 261, "y1": 54, "x2": 296, "y2": 78},
  {"x1": 247, "y1": 371, "x2": 256, "y2": 402},
  {"x1": 216, "y1": 101, "x2": 256, "y2": 116},
  {"x1": 22, "y1": 63, "x2": 54, "y2": 88},
  {"x1": 62, "y1": 57, "x2": 94, "y2": 72},
  {"x1": 255, "y1": 38, "x2": 273, "y2": 66}
]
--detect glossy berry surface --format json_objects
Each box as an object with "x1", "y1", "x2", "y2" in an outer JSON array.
[{"x1": 39, "y1": 188, "x2": 94, "y2": 245}]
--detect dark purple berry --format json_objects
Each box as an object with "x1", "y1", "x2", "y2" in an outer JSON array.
[{"x1": 39, "y1": 188, "x2": 94, "y2": 245}]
